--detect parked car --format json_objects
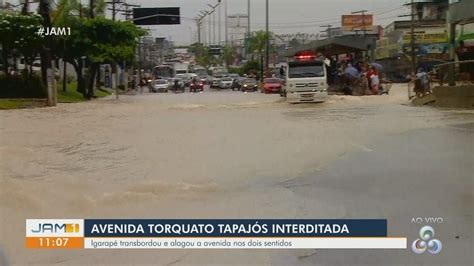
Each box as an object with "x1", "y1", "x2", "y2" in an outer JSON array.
[
  {"x1": 261, "y1": 78, "x2": 283, "y2": 94},
  {"x1": 219, "y1": 77, "x2": 233, "y2": 89},
  {"x1": 241, "y1": 78, "x2": 258, "y2": 92},
  {"x1": 152, "y1": 79, "x2": 169, "y2": 93}
]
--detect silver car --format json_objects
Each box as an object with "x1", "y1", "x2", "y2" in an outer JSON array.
[
  {"x1": 152, "y1": 79, "x2": 169, "y2": 93},
  {"x1": 219, "y1": 77, "x2": 233, "y2": 89}
]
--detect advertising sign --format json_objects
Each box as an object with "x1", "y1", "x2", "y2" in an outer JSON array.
[
  {"x1": 403, "y1": 31, "x2": 447, "y2": 44},
  {"x1": 342, "y1": 15, "x2": 373, "y2": 31}
]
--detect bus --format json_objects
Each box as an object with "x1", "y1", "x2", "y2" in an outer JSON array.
[
  {"x1": 283, "y1": 51, "x2": 328, "y2": 103},
  {"x1": 153, "y1": 65, "x2": 174, "y2": 79}
]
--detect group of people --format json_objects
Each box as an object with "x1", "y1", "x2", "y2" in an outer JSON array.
[{"x1": 325, "y1": 58, "x2": 384, "y2": 96}]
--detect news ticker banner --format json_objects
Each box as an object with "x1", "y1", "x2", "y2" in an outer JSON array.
[{"x1": 26, "y1": 219, "x2": 406, "y2": 249}]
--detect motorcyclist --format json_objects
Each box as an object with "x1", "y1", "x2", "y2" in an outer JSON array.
[
  {"x1": 173, "y1": 79, "x2": 180, "y2": 92},
  {"x1": 232, "y1": 77, "x2": 240, "y2": 91},
  {"x1": 191, "y1": 77, "x2": 198, "y2": 92}
]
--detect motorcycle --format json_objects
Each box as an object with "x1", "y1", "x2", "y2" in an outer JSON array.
[{"x1": 190, "y1": 81, "x2": 204, "y2": 92}]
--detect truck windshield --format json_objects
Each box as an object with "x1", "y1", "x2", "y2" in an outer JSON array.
[
  {"x1": 154, "y1": 67, "x2": 172, "y2": 78},
  {"x1": 288, "y1": 63, "x2": 325, "y2": 78}
]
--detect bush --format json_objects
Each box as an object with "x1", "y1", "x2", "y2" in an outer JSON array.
[
  {"x1": 0, "y1": 74, "x2": 46, "y2": 98},
  {"x1": 241, "y1": 60, "x2": 261, "y2": 76}
]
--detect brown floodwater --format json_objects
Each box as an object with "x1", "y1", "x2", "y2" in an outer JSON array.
[{"x1": 1, "y1": 85, "x2": 472, "y2": 265}]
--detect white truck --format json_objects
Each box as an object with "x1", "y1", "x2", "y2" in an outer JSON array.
[
  {"x1": 174, "y1": 63, "x2": 189, "y2": 75},
  {"x1": 283, "y1": 52, "x2": 328, "y2": 103}
]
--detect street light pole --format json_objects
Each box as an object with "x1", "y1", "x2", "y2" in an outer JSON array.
[
  {"x1": 213, "y1": 10, "x2": 216, "y2": 44},
  {"x1": 218, "y1": 0, "x2": 221, "y2": 45},
  {"x1": 208, "y1": 3, "x2": 219, "y2": 45},
  {"x1": 224, "y1": 0, "x2": 228, "y2": 45},
  {"x1": 246, "y1": 0, "x2": 251, "y2": 59},
  {"x1": 208, "y1": 12, "x2": 212, "y2": 44},
  {"x1": 265, "y1": 0, "x2": 269, "y2": 72},
  {"x1": 247, "y1": 0, "x2": 250, "y2": 35}
]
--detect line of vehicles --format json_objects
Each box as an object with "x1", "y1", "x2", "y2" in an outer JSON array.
[{"x1": 148, "y1": 51, "x2": 329, "y2": 103}]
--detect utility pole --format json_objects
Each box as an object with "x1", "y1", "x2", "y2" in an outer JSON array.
[
  {"x1": 410, "y1": 0, "x2": 416, "y2": 74},
  {"x1": 208, "y1": 3, "x2": 218, "y2": 45},
  {"x1": 213, "y1": 8, "x2": 217, "y2": 44},
  {"x1": 218, "y1": 0, "x2": 221, "y2": 45},
  {"x1": 321, "y1": 24, "x2": 332, "y2": 38},
  {"x1": 246, "y1": 0, "x2": 251, "y2": 59},
  {"x1": 265, "y1": 0, "x2": 269, "y2": 72},
  {"x1": 197, "y1": 19, "x2": 202, "y2": 45},
  {"x1": 224, "y1": 0, "x2": 228, "y2": 45},
  {"x1": 351, "y1": 9, "x2": 368, "y2": 36},
  {"x1": 106, "y1": 0, "x2": 123, "y2": 21},
  {"x1": 247, "y1": 0, "x2": 250, "y2": 35},
  {"x1": 208, "y1": 12, "x2": 212, "y2": 45},
  {"x1": 400, "y1": 1, "x2": 417, "y2": 74}
]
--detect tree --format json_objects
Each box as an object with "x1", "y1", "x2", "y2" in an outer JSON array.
[
  {"x1": 50, "y1": 4, "x2": 145, "y2": 98},
  {"x1": 249, "y1": 31, "x2": 270, "y2": 61},
  {"x1": 196, "y1": 46, "x2": 212, "y2": 69},
  {"x1": 38, "y1": 0, "x2": 54, "y2": 96},
  {"x1": 221, "y1": 45, "x2": 237, "y2": 66},
  {"x1": 0, "y1": 13, "x2": 44, "y2": 78}
]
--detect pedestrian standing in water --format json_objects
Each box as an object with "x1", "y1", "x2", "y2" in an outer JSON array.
[{"x1": 368, "y1": 66, "x2": 380, "y2": 95}]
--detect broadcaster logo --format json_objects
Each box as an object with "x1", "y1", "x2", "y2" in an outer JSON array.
[{"x1": 411, "y1": 225, "x2": 442, "y2": 255}]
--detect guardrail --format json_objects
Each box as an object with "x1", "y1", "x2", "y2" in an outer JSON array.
[{"x1": 407, "y1": 60, "x2": 474, "y2": 99}]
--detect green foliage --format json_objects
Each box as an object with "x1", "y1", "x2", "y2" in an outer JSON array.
[
  {"x1": 0, "y1": 13, "x2": 45, "y2": 68},
  {"x1": 196, "y1": 46, "x2": 211, "y2": 68},
  {"x1": 241, "y1": 60, "x2": 261, "y2": 75},
  {"x1": 227, "y1": 60, "x2": 260, "y2": 76},
  {"x1": 57, "y1": 81, "x2": 110, "y2": 103},
  {"x1": 0, "y1": 73, "x2": 45, "y2": 98},
  {"x1": 0, "y1": 99, "x2": 46, "y2": 109},
  {"x1": 247, "y1": 31, "x2": 278, "y2": 62},
  {"x1": 221, "y1": 45, "x2": 237, "y2": 66},
  {"x1": 74, "y1": 18, "x2": 147, "y2": 63}
]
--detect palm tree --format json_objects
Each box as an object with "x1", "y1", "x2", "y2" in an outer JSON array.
[
  {"x1": 221, "y1": 45, "x2": 237, "y2": 66},
  {"x1": 249, "y1": 31, "x2": 270, "y2": 61}
]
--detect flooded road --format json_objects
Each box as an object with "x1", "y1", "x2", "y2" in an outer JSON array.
[{"x1": 1, "y1": 85, "x2": 473, "y2": 265}]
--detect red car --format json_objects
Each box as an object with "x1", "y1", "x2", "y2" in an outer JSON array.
[{"x1": 261, "y1": 78, "x2": 283, "y2": 94}]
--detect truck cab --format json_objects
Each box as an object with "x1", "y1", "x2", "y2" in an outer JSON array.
[{"x1": 284, "y1": 52, "x2": 328, "y2": 103}]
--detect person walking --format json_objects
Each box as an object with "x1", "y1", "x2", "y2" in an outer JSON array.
[{"x1": 368, "y1": 66, "x2": 380, "y2": 95}]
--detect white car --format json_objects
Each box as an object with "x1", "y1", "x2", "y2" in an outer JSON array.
[
  {"x1": 152, "y1": 79, "x2": 169, "y2": 93},
  {"x1": 219, "y1": 77, "x2": 233, "y2": 89}
]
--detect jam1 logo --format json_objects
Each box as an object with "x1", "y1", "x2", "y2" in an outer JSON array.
[
  {"x1": 31, "y1": 223, "x2": 80, "y2": 234},
  {"x1": 411, "y1": 226, "x2": 442, "y2": 255},
  {"x1": 26, "y1": 219, "x2": 83, "y2": 237}
]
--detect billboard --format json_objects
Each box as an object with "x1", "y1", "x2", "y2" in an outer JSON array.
[
  {"x1": 402, "y1": 31, "x2": 447, "y2": 44},
  {"x1": 227, "y1": 14, "x2": 249, "y2": 28},
  {"x1": 342, "y1": 15, "x2": 373, "y2": 31},
  {"x1": 133, "y1": 8, "x2": 180, "y2": 25}
]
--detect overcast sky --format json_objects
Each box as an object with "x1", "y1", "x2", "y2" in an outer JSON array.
[
  {"x1": 8, "y1": 0, "x2": 409, "y2": 45},
  {"x1": 123, "y1": 0, "x2": 409, "y2": 45}
]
